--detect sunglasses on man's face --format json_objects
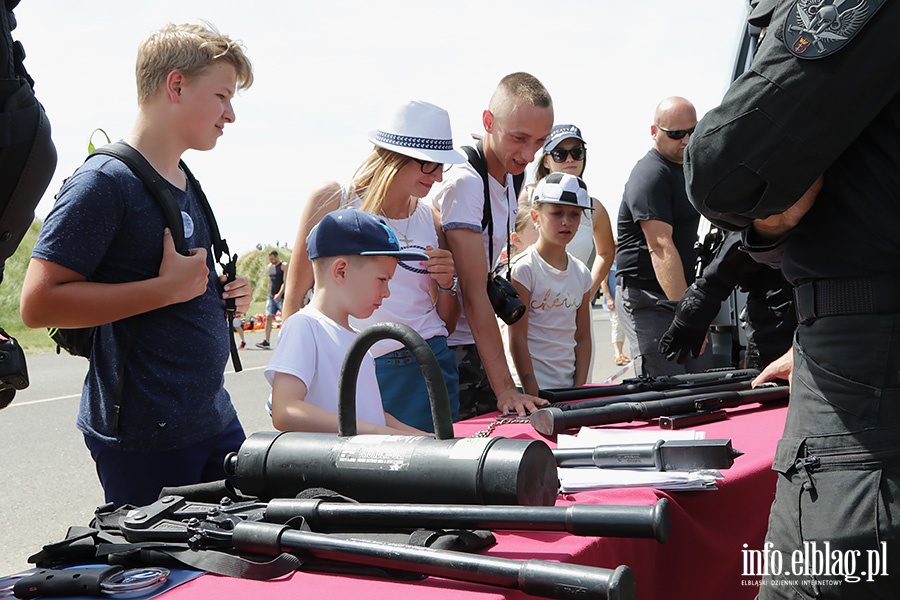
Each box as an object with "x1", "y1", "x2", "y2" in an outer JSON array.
[
  {"x1": 413, "y1": 159, "x2": 451, "y2": 175},
  {"x1": 548, "y1": 146, "x2": 586, "y2": 163},
  {"x1": 656, "y1": 124, "x2": 695, "y2": 140}
]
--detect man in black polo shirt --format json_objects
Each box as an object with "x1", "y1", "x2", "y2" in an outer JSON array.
[{"x1": 616, "y1": 96, "x2": 709, "y2": 377}]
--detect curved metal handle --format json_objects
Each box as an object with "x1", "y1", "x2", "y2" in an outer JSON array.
[{"x1": 338, "y1": 322, "x2": 454, "y2": 439}]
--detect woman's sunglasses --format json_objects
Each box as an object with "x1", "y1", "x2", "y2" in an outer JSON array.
[
  {"x1": 548, "y1": 146, "x2": 586, "y2": 163},
  {"x1": 414, "y1": 159, "x2": 452, "y2": 175},
  {"x1": 656, "y1": 125, "x2": 695, "y2": 140}
]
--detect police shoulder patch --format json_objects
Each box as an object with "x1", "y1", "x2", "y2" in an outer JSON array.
[{"x1": 783, "y1": 0, "x2": 885, "y2": 59}]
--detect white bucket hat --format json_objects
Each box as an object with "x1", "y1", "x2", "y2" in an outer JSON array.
[{"x1": 368, "y1": 100, "x2": 467, "y2": 164}]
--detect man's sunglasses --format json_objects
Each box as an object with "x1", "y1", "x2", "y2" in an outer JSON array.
[
  {"x1": 413, "y1": 159, "x2": 451, "y2": 175},
  {"x1": 656, "y1": 124, "x2": 695, "y2": 140},
  {"x1": 548, "y1": 146, "x2": 586, "y2": 163}
]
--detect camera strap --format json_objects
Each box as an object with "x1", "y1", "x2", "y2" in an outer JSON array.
[{"x1": 462, "y1": 142, "x2": 515, "y2": 278}]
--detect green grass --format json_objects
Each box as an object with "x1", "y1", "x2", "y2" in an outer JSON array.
[{"x1": 1, "y1": 219, "x2": 289, "y2": 354}]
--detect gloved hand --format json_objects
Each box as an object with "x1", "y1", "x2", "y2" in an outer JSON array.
[{"x1": 658, "y1": 289, "x2": 717, "y2": 364}]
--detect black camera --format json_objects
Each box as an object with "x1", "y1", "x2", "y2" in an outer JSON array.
[
  {"x1": 487, "y1": 274, "x2": 525, "y2": 325},
  {"x1": 0, "y1": 327, "x2": 29, "y2": 409}
]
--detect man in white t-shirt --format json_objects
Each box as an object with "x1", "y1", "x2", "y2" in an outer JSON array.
[
  {"x1": 428, "y1": 72, "x2": 554, "y2": 419},
  {"x1": 265, "y1": 209, "x2": 428, "y2": 434}
]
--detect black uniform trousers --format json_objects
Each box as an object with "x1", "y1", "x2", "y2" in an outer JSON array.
[{"x1": 760, "y1": 312, "x2": 900, "y2": 599}]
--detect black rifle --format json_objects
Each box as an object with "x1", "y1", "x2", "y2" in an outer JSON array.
[
  {"x1": 538, "y1": 368, "x2": 760, "y2": 402},
  {"x1": 117, "y1": 495, "x2": 638, "y2": 600},
  {"x1": 552, "y1": 380, "x2": 753, "y2": 412},
  {"x1": 531, "y1": 384, "x2": 789, "y2": 437}
]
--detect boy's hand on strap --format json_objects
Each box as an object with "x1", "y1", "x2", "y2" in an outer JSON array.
[
  {"x1": 159, "y1": 228, "x2": 209, "y2": 304},
  {"x1": 497, "y1": 388, "x2": 548, "y2": 417},
  {"x1": 221, "y1": 275, "x2": 252, "y2": 315}
]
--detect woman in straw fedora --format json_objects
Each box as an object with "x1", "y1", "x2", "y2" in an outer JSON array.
[{"x1": 283, "y1": 100, "x2": 466, "y2": 432}]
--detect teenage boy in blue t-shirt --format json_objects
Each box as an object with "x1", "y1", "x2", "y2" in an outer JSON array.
[{"x1": 20, "y1": 22, "x2": 254, "y2": 508}]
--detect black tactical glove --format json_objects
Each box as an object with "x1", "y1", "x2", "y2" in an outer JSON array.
[{"x1": 658, "y1": 288, "x2": 718, "y2": 364}]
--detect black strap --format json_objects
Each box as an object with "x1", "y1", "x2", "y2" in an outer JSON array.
[
  {"x1": 92, "y1": 143, "x2": 188, "y2": 252},
  {"x1": 462, "y1": 142, "x2": 517, "y2": 278},
  {"x1": 180, "y1": 161, "x2": 242, "y2": 372},
  {"x1": 90, "y1": 142, "x2": 242, "y2": 372}
]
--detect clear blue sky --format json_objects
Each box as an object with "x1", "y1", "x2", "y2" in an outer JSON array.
[{"x1": 15, "y1": 0, "x2": 748, "y2": 255}]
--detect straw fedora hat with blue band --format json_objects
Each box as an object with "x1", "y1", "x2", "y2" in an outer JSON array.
[{"x1": 368, "y1": 100, "x2": 467, "y2": 165}]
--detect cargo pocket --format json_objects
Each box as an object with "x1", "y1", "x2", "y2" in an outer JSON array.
[
  {"x1": 768, "y1": 437, "x2": 897, "y2": 597},
  {"x1": 791, "y1": 343, "x2": 880, "y2": 435}
]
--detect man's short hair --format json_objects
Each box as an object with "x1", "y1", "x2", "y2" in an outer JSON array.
[
  {"x1": 489, "y1": 72, "x2": 552, "y2": 120},
  {"x1": 136, "y1": 22, "x2": 254, "y2": 104},
  {"x1": 268, "y1": 250, "x2": 279, "y2": 258}
]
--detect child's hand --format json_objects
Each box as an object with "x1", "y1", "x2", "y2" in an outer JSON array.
[
  {"x1": 221, "y1": 275, "x2": 252, "y2": 315},
  {"x1": 422, "y1": 246, "x2": 455, "y2": 290},
  {"x1": 159, "y1": 228, "x2": 209, "y2": 304},
  {"x1": 497, "y1": 388, "x2": 548, "y2": 417}
]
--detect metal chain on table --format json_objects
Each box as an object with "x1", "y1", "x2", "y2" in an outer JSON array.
[{"x1": 470, "y1": 416, "x2": 530, "y2": 438}]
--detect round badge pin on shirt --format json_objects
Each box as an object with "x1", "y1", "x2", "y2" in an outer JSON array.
[{"x1": 181, "y1": 211, "x2": 194, "y2": 239}]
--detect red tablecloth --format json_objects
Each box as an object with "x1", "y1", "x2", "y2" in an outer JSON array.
[{"x1": 161, "y1": 402, "x2": 786, "y2": 600}]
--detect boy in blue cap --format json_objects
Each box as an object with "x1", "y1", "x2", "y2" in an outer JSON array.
[{"x1": 265, "y1": 209, "x2": 428, "y2": 434}]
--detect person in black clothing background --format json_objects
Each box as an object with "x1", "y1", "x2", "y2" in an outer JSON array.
[
  {"x1": 257, "y1": 250, "x2": 287, "y2": 349},
  {"x1": 685, "y1": 1, "x2": 900, "y2": 596},
  {"x1": 616, "y1": 96, "x2": 711, "y2": 377}
]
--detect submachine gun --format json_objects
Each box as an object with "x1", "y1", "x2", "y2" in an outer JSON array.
[
  {"x1": 531, "y1": 381, "x2": 789, "y2": 437},
  {"x1": 538, "y1": 368, "x2": 760, "y2": 403}
]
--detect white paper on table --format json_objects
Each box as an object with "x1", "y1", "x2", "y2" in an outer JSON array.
[{"x1": 556, "y1": 427, "x2": 720, "y2": 492}]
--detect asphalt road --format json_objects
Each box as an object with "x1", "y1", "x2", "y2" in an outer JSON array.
[{"x1": 0, "y1": 308, "x2": 625, "y2": 575}]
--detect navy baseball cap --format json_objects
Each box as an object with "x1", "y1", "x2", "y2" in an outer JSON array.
[
  {"x1": 543, "y1": 124, "x2": 586, "y2": 153},
  {"x1": 307, "y1": 209, "x2": 429, "y2": 261}
]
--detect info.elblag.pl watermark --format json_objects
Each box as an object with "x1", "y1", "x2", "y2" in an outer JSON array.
[{"x1": 742, "y1": 541, "x2": 889, "y2": 586}]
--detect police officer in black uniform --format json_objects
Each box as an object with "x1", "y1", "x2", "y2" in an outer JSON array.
[
  {"x1": 658, "y1": 229, "x2": 796, "y2": 370},
  {"x1": 685, "y1": 0, "x2": 900, "y2": 596}
]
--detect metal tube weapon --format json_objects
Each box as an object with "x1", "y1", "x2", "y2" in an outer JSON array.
[
  {"x1": 227, "y1": 323, "x2": 559, "y2": 506},
  {"x1": 538, "y1": 368, "x2": 760, "y2": 402},
  {"x1": 530, "y1": 384, "x2": 789, "y2": 437},
  {"x1": 232, "y1": 521, "x2": 636, "y2": 600},
  {"x1": 263, "y1": 497, "x2": 670, "y2": 543},
  {"x1": 119, "y1": 495, "x2": 638, "y2": 600}
]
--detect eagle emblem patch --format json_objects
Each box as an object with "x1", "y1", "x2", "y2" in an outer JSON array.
[{"x1": 783, "y1": 0, "x2": 884, "y2": 59}]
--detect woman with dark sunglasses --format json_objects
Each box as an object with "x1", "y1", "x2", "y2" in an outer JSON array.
[
  {"x1": 524, "y1": 124, "x2": 616, "y2": 307},
  {"x1": 282, "y1": 100, "x2": 466, "y2": 432},
  {"x1": 517, "y1": 124, "x2": 618, "y2": 372}
]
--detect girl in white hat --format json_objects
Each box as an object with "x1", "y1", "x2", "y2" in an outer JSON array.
[{"x1": 283, "y1": 100, "x2": 466, "y2": 432}]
